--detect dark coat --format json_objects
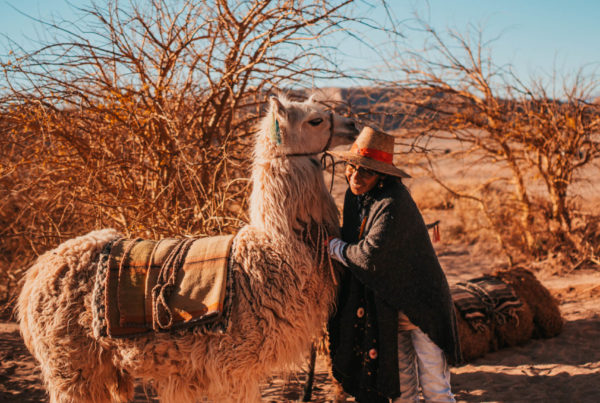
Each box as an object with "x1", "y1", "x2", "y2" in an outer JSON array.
[{"x1": 328, "y1": 179, "x2": 462, "y2": 402}]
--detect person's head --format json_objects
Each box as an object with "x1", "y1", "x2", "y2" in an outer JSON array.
[
  {"x1": 344, "y1": 162, "x2": 381, "y2": 195},
  {"x1": 330, "y1": 126, "x2": 411, "y2": 195}
]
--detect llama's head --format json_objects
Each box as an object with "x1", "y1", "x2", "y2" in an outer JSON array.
[
  {"x1": 251, "y1": 95, "x2": 357, "y2": 233},
  {"x1": 256, "y1": 95, "x2": 358, "y2": 160}
]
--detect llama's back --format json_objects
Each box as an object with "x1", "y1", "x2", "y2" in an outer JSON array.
[{"x1": 17, "y1": 228, "x2": 133, "y2": 402}]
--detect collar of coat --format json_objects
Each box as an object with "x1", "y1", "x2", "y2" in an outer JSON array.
[{"x1": 356, "y1": 182, "x2": 386, "y2": 206}]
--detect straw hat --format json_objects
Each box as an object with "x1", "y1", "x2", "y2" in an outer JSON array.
[{"x1": 328, "y1": 126, "x2": 411, "y2": 178}]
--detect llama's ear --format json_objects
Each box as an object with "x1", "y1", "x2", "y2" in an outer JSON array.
[
  {"x1": 307, "y1": 93, "x2": 317, "y2": 103},
  {"x1": 270, "y1": 96, "x2": 286, "y2": 117},
  {"x1": 269, "y1": 96, "x2": 284, "y2": 145}
]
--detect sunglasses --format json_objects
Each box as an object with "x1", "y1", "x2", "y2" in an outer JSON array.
[{"x1": 345, "y1": 163, "x2": 378, "y2": 178}]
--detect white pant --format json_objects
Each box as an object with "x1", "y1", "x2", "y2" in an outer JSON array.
[{"x1": 392, "y1": 328, "x2": 455, "y2": 403}]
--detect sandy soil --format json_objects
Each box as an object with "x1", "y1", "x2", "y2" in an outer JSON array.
[
  {"x1": 450, "y1": 268, "x2": 600, "y2": 402},
  {"x1": 2, "y1": 241, "x2": 599, "y2": 402}
]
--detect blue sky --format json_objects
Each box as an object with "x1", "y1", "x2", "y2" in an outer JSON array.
[
  {"x1": 2, "y1": 0, "x2": 599, "y2": 89},
  {"x1": 355, "y1": 1, "x2": 600, "y2": 84}
]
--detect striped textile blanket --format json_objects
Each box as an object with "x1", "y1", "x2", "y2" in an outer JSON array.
[
  {"x1": 92, "y1": 235, "x2": 235, "y2": 338},
  {"x1": 450, "y1": 275, "x2": 522, "y2": 332}
]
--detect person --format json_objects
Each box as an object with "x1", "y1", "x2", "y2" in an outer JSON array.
[{"x1": 326, "y1": 126, "x2": 462, "y2": 403}]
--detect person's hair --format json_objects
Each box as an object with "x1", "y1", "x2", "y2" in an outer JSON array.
[{"x1": 378, "y1": 173, "x2": 401, "y2": 189}]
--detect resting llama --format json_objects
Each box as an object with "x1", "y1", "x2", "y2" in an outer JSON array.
[{"x1": 18, "y1": 95, "x2": 358, "y2": 402}]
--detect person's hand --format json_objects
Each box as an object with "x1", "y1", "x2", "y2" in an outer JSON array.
[{"x1": 327, "y1": 237, "x2": 348, "y2": 266}]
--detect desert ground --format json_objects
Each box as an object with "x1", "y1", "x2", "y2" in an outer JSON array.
[
  {"x1": 1, "y1": 151, "x2": 600, "y2": 402},
  {"x1": 2, "y1": 240, "x2": 599, "y2": 402}
]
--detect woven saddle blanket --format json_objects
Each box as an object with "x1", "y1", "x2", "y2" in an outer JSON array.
[
  {"x1": 92, "y1": 235, "x2": 235, "y2": 338},
  {"x1": 450, "y1": 275, "x2": 522, "y2": 332}
]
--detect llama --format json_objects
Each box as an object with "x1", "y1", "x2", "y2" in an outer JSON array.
[
  {"x1": 455, "y1": 266, "x2": 563, "y2": 362},
  {"x1": 17, "y1": 95, "x2": 358, "y2": 403}
]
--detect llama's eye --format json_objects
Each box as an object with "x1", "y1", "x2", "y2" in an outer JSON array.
[{"x1": 308, "y1": 118, "x2": 323, "y2": 126}]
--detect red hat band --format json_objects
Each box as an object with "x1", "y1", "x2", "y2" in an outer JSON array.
[{"x1": 350, "y1": 143, "x2": 393, "y2": 164}]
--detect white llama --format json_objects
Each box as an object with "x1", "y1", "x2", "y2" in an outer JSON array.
[{"x1": 17, "y1": 95, "x2": 358, "y2": 403}]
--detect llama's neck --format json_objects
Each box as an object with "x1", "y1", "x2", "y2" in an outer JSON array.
[{"x1": 248, "y1": 156, "x2": 339, "y2": 239}]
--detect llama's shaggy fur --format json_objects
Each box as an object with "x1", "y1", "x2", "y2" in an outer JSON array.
[
  {"x1": 18, "y1": 95, "x2": 357, "y2": 403},
  {"x1": 457, "y1": 267, "x2": 561, "y2": 362},
  {"x1": 455, "y1": 312, "x2": 495, "y2": 362},
  {"x1": 494, "y1": 300, "x2": 535, "y2": 349},
  {"x1": 493, "y1": 266, "x2": 563, "y2": 338},
  {"x1": 456, "y1": 299, "x2": 535, "y2": 362}
]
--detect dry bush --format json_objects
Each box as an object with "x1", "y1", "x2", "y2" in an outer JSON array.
[
  {"x1": 362, "y1": 21, "x2": 600, "y2": 264},
  {"x1": 0, "y1": 0, "x2": 383, "y2": 309},
  {"x1": 408, "y1": 179, "x2": 454, "y2": 211}
]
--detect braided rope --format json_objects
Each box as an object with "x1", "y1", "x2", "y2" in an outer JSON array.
[
  {"x1": 151, "y1": 237, "x2": 195, "y2": 331},
  {"x1": 298, "y1": 221, "x2": 338, "y2": 287}
]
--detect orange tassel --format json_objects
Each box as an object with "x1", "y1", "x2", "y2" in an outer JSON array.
[{"x1": 358, "y1": 217, "x2": 367, "y2": 239}]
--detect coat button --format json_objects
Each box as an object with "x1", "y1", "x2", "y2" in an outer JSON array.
[
  {"x1": 369, "y1": 348, "x2": 378, "y2": 359},
  {"x1": 356, "y1": 307, "x2": 365, "y2": 318}
]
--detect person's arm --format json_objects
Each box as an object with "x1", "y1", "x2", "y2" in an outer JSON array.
[
  {"x1": 327, "y1": 237, "x2": 349, "y2": 266},
  {"x1": 341, "y1": 197, "x2": 419, "y2": 307},
  {"x1": 343, "y1": 199, "x2": 402, "y2": 273}
]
